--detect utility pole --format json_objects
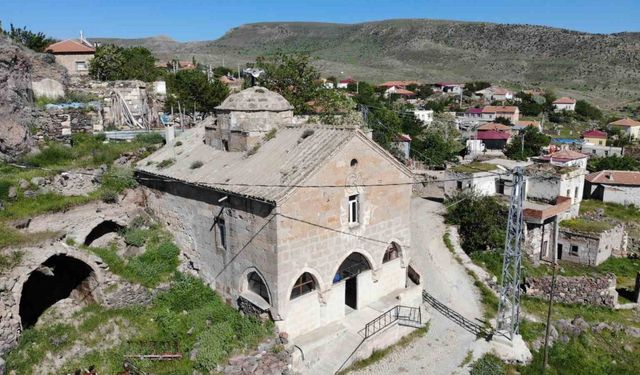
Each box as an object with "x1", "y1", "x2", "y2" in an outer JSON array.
[
  {"x1": 542, "y1": 217, "x2": 560, "y2": 374},
  {"x1": 497, "y1": 167, "x2": 526, "y2": 340}
]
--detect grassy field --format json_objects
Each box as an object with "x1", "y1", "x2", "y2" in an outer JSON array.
[{"x1": 4, "y1": 274, "x2": 273, "y2": 374}]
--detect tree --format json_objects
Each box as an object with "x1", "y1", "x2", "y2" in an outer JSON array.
[
  {"x1": 505, "y1": 127, "x2": 551, "y2": 160},
  {"x1": 445, "y1": 191, "x2": 508, "y2": 254},
  {"x1": 89, "y1": 45, "x2": 126, "y2": 81},
  {"x1": 515, "y1": 92, "x2": 544, "y2": 116},
  {"x1": 89, "y1": 45, "x2": 159, "y2": 82},
  {"x1": 255, "y1": 52, "x2": 321, "y2": 114},
  {"x1": 493, "y1": 117, "x2": 512, "y2": 125},
  {"x1": 121, "y1": 46, "x2": 159, "y2": 82},
  {"x1": 165, "y1": 69, "x2": 229, "y2": 114},
  {"x1": 213, "y1": 66, "x2": 235, "y2": 78},
  {"x1": 463, "y1": 81, "x2": 491, "y2": 96},
  {"x1": 411, "y1": 131, "x2": 460, "y2": 168},
  {"x1": 575, "y1": 100, "x2": 602, "y2": 120},
  {"x1": 588, "y1": 155, "x2": 639, "y2": 172},
  {"x1": 5, "y1": 24, "x2": 57, "y2": 52}
]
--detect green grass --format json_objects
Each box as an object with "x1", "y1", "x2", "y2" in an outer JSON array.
[
  {"x1": 87, "y1": 228, "x2": 178, "y2": 288},
  {"x1": 5, "y1": 274, "x2": 273, "y2": 375},
  {"x1": 336, "y1": 324, "x2": 430, "y2": 374},
  {"x1": 450, "y1": 162, "x2": 498, "y2": 174},
  {"x1": 470, "y1": 353, "x2": 506, "y2": 375},
  {"x1": 559, "y1": 218, "x2": 613, "y2": 234},
  {"x1": 580, "y1": 199, "x2": 640, "y2": 223},
  {"x1": 0, "y1": 250, "x2": 23, "y2": 273}
]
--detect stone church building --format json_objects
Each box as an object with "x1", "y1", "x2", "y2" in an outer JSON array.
[{"x1": 136, "y1": 87, "x2": 421, "y2": 338}]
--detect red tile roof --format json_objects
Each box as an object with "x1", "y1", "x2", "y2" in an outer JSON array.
[
  {"x1": 466, "y1": 108, "x2": 483, "y2": 114},
  {"x1": 553, "y1": 97, "x2": 576, "y2": 104},
  {"x1": 482, "y1": 106, "x2": 519, "y2": 114},
  {"x1": 477, "y1": 122, "x2": 511, "y2": 131},
  {"x1": 582, "y1": 130, "x2": 607, "y2": 139},
  {"x1": 379, "y1": 80, "x2": 419, "y2": 88},
  {"x1": 476, "y1": 130, "x2": 510, "y2": 140},
  {"x1": 516, "y1": 120, "x2": 541, "y2": 128},
  {"x1": 609, "y1": 118, "x2": 640, "y2": 127},
  {"x1": 394, "y1": 134, "x2": 412, "y2": 142},
  {"x1": 586, "y1": 170, "x2": 640, "y2": 186},
  {"x1": 539, "y1": 149, "x2": 587, "y2": 162},
  {"x1": 46, "y1": 39, "x2": 95, "y2": 54},
  {"x1": 390, "y1": 88, "x2": 416, "y2": 96},
  {"x1": 339, "y1": 78, "x2": 357, "y2": 84}
]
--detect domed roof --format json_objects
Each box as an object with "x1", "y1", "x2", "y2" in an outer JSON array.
[{"x1": 216, "y1": 86, "x2": 294, "y2": 112}]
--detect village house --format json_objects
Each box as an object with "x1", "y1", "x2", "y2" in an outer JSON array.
[
  {"x1": 535, "y1": 149, "x2": 588, "y2": 170},
  {"x1": 584, "y1": 170, "x2": 640, "y2": 206},
  {"x1": 393, "y1": 134, "x2": 412, "y2": 160},
  {"x1": 481, "y1": 105, "x2": 520, "y2": 123},
  {"x1": 463, "y1": 107, "x2": 483, "y2": 121},
  {"x1": 45, "y1": 34, "x2": 96, "y2": 75},
  {"x1": 433, "y1": 82, "x2": 464, "y2": 95},
  {"x1": 514, "y1": 120, "x2": 542, "y2": 132},
  {"x1": 581, "y1": 144, "x2": 623, "y2": 158},
  {"x1": 557, "y1": 224, "x2": 627, "y2": 266},
  {"x1": 476, "y1": 122, "x2": 512, "y2": 133},
  {"x1": 412, "y1": 109, "x2": 434, "y2": 126},
  {"x1": 383, "y1": 86, "x2": 415, "y2": 98},
  {"x1": 608, "y1": 118, "x2": 640, "y2": 139},
  {"x1": 337, "y1": 77, "x2": 357, "y2": 89},
  {"x1": 582, "y1": 129, "x2": 608, "y2": 146},
  {"x1": 135, "y1": 87, "x2": 422, "y2": 341},
  {"x1": 378, "y1": 81, "x2": 419, "y2": 90},
  {"x1": 474, "y1": 86, "x2": 513, "y2": 102},
  {"x1": 474, "y1": 130, "x2": 510, "y2": 150},
  {"x1": 552, "y1": 97, "x2": 576, "y2": 112}
]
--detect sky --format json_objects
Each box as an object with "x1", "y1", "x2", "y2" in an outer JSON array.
[{"x1": 2, "y1": 0, "x2": 639, "y2": 42}]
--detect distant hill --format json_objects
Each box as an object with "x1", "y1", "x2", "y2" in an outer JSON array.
[{"x1": 95, "y1": 19, "x2": 640, "y2": 109}]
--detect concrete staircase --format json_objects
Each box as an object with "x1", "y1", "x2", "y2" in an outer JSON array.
[{"x1": 298, "y1": 327, "x2": 364, "y2": 375}]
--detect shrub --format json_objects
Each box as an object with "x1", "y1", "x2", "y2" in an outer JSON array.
[
  {"x1": 157, "y1": 159, "x2": 175, "y2": 169},
  {"x1": 123, "y1": 228, "x2": 150, "y2": 247},
  {"x1": 263, "y1": 128, "x2": 277, "y2": 141},
  {"x1": 470, "y1": 354, "x2": 505, "y2": 375},
  {"x1": 190, "y1": 160, "x2": 203, "y2": 169},
  {"x1": 101, "y1": 190, "x2": 118, "y2": 204},
  {"x1": 135, "y1": 132, "x2": 165, "y2": 145},
  {"x1": 23, "y1": 143, "x2": 74, "y2": 167},
  {"x1": 101, "y1": 167, "x2": 137, "y2": 193}
]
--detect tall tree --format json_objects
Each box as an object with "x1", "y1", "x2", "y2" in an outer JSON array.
[
  {"x1": 588, "y1": 155, "x2": 639, "y2": 172},
  {"x1": 6, "y1": 24, "x2": 57, "y2": 52},
  {"x1": 121, "y1": 46, "x2": 159, "y2": 82},
  {"x1": 165, "y1": 69, "x2": 229, "y2": 114},
  {"x1": 89, "y1": 44, "x2": 126, "y2": 81},
  {"x1": 505, "y1": 127, "x2": 551, "y2": 160}
]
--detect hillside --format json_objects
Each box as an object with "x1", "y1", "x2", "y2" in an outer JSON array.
[{"x1": 96, "y1": 19, "x2": 640, "y2": 109}]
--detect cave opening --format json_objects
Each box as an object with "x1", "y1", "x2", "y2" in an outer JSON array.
[
  {"x1": 83, "y1": 220, "x2": 124, "y2": 246},
  {"x1": 19, "y1": 254, "x2": 95, "y2": 328}
]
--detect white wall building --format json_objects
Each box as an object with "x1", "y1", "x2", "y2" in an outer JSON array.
[
  {"x1": 584, "y1": 170, "x2": 640, "y2": 206},
  {"x1": 412, "y1": 109, "x2": 434, "y2": 126},
  {"x1": 552, "y1": 97, "x2": 577, "y2": 112}
]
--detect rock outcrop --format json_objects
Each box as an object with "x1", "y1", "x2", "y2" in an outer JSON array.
[{"x1": 0, "y1": 36, "x2": 67, "y2": 160}]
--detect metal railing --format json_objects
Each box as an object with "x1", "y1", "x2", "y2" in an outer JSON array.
[
  {"x1": 422, "y1": 290, "x2": 496, "y2": 340},
  {"x1": 364, "y1": 305, "x2": 422, "y2": 339}
]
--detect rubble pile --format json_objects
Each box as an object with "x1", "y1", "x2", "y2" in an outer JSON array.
[{"x1": 221, "y1": 333, "x2": 292, "y2": 375}]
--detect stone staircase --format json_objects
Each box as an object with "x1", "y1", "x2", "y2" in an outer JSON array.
[{"x1": 298, "y1": 327, "x2": 364, "y2": 375}]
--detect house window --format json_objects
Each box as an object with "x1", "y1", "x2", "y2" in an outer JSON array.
[
  {"x1": 592, "y1": 149, "x2": 596, "y2": 154},
  {"x1": 383, "y1": 242, "x2": 400, "y2": 263},
  {"x1": 575, "y1": 187, "x2": 579, "y2": 201},
  {"x1": 570, "y1": 245, "x2": 579, "y2": 256},
  {"x1": 348, "y1": 194, "x2": 359, "y2": 224},
  {"x1": 457, "y1": 181, "x2": 463, "y2": 190},
  {"x1": 75, "y1": 61, "x2": 87, "y2": 71},
  {"x1": 604, "y1": 150, "x2": 609, "y2": 156},
  {"x1": 566, "y1": 189, "x2": 571, "y2": 198},
  {"x1": 350, "y1": 158, "x2": 358, "y2": 167},
  {"x1": 217, "y1": 218, "x2": 227, "y2": 250},
  {"x1": 247, "y1": 272, "x2": 270, "y2": 302},
  {"x1": 290, "y1": 272, "x2": 316, "y2": 299}
]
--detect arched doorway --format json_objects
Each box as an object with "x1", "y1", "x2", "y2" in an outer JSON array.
[
  {"x1": 334, "y1": 252, "x2": 372, "y2": 310},
  {"x1": 19, "y1": 254, "x2": 97, "y2": 328},
  {"x1": 84, "y1": 220, "x2": 124, "y2": 246}
]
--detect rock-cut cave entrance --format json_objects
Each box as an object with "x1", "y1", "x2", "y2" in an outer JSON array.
[
  {"x1": 83, "y1": 220, "x2": 124, "y2": 246},
  {"x1": 19, "y1": 254, "x2": 96, "y2": 328}
]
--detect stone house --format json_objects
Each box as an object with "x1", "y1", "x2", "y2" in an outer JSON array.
[
  {"x1": 608, "y1": 118, "x2": 640, "y2": 139},
  {"x1": 584, "y1": 170, "x2": 640, "y2": 206},
  {"x1": 535, "y1": 149, "x2": 589, "y2": 170},
  {"x1": 481, "y1": 106, "x2": 520, "y2": 124},
  {"x1": 556, "y1": 225, "x2": 627, "y2": 266},
  {"x1": 45, "y1": 37, "x2": 95, "y2": 76},
  {"x1": 552, "y1": 97, "x2": 576, "y2": 112},
  {"x1": 135, "y1": 87, "x2": 421, "y2": 339}
]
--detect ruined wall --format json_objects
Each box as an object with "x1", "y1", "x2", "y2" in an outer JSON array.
[
  {"x1": 524, "y1": 219, "x2": 555, "y2": 262},
  {"x1": 276, "y1": 135, "x2": 415, "y2": 337},
  {"x1": 603, "y1": 185, "x2": 640, "y2": 207},
  {"x1": 213, "y1": 110, "x2": 293, "y2": 151},
  {"x1": 524, "y1": 274, "x2": 618, "y2": 307}
]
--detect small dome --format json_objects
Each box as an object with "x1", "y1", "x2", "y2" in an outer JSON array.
[{"x1": 216, "y1": 86, "x2": 294, "y2": 112}]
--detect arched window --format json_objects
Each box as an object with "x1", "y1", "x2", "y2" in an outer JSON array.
[
  {"x1": 290, "y1": 272, "x2": 317, "y2": 299},
  {"x1": 334, "y1": 252, "x2": 372, "y2": 283},
  {"x1": 247, "y1": 272, "x2": 270, "y2": 303},
  {"x1": 383, "y1": 242, "x2": 400, "y2": 263}
]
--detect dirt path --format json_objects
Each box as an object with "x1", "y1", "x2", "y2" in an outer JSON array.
[{"x1": 350, "y1": 198, "x2": 484, "y2": 375}]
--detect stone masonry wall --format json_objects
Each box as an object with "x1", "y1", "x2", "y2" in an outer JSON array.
[{"x1": 524, "y1": 274, "x2": 618, "y2": 307}]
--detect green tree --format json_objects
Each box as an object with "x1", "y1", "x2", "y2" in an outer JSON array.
[
  {"x1": 505, "y1": 127, "x2": 551, "y2": 160},
  {"x1": 587, "y1": 155, "x2": 639, "y2": 172},
  {"x1": 445, "y1": 191, "x2": 508, "y2": 254},
  {"x1": 89, "y1": 44, "x2": 126, "y2": 81},
  {"x1": 515, "y1": 92, "x2": 544, "y2": 116},
  {"x1": 165, "y1": 69, "x2": 229, "y2": 114},
  {"x1": 575, "y1": 100, "x2": 602, "y2": 120},
  {"x1": 411, "y1": 131, "x2": 460, "y2": 168},
  {"x1": 255, "y1": 52, "x2": 321, "y2": 114},
  {"x1": 6, "y1": 24, "x2": 57, "y2": 52},
  {"x1": 121, "y1": 46, "x2": 159, "y2": 82}
]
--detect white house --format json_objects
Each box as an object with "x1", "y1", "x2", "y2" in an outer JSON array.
[
  {"x1": 412, "y1": 109, "x2": 434, "y2": 126},
  {"x1": 337, "y1": 78, "x2": 356, "y2": 89},
  {"x1": 552, "y1": 97, "x2": 576, "y2": 112},
  {"x1": 584, "y1": 170, "x2": 640, "y2": 206},
  {"x1": 608, "y1": 118, "x2": 640, "y2": 139},
  {"x1": 535, "y1": 149, "x2": 588, "y2": 170},
  {"x1": 434, "y1": 82, "x2": 463, "y2": 95},
  {"x1": 475, "y1": 86, "x2": 513, "y2": 102}
]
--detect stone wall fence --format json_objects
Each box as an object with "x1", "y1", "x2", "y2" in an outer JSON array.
[{"x1": 524, "y1": 274, "x2": 618, "y2": 308}]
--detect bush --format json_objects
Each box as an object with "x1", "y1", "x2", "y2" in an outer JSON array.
[
  {"x1": 101, "y1": 190, "x2": 118, "y2": 204},
  {"x1": 135, "y1": 132, "x2": 165, "y2": 145},
  {"x1": 470, "y1": 354, "x2": 505, "y2": 375},
  {"x1": 101, "y1": 167, "x2": 137, "y2": 192},
  {"x1": 23, "y1": 143, "x2": 74, "y2": 167},
  {"x1": 190, "y1": 160, "x2": 203, "y2": 169},
  {"x1": 157, "y1": 159, "x2": 175, "y2": 169},
  {"x1": 123, "y1": 228, "x2": 150, "y2": 247}
]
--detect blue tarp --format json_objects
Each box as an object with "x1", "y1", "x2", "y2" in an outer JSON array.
[
  {"x1": 45, "y1": 101, "x2": 102, "y2": 110},
  {"x1": 552, "y1": 138, "x2": 583, "y2": 144}
]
